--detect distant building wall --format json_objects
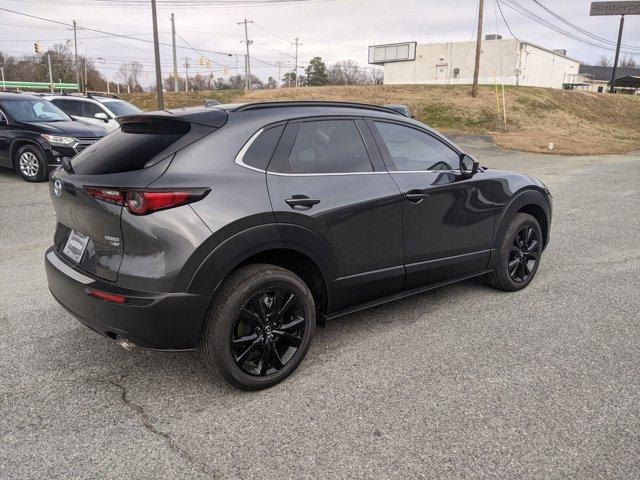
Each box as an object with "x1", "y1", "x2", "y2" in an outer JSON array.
[
  {"x1": 379, "y1": 39, "x2": 579, "y2": 89},
  {"x1": 519, "y1": 43, "x2": 579, "y2": 88}
]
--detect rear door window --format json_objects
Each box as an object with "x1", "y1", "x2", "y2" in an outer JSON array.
[
  {"x1": 52, "y1": 99, "x2": 82, "y2": 116},
  {"x1": 241, "y1": 124, "x2": 284, "y2": 170},
  {"x1": 82, "y1": 101, "x2": 107, "y2": 118},
  {"x1": 269, "y1": 119, "x2": 373, "y2": 174}
]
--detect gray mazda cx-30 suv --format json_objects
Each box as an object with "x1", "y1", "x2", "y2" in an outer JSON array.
[{"x1": 45, "y1": 101, "x2": 552, "y2": 390}]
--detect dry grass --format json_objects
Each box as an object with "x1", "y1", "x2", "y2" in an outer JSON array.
[{"x1": 122, "y1": 85, "x2": 640, "y2": 155}]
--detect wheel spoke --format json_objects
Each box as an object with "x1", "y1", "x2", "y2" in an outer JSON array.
[
  {"x1": 250, "y1": 295, "x2": 267, "y2": 322},
  {"x1": 509, "y1": 259, "x2": 520, "y2": 277},
  {"x1": 273, "y1": 330, "x2": 302, "y2": 347},
  {"x1": 233, "y1": 333, "x2": 259, "y2": 346},
  {"x1": 280, "y1": 315, "x2": 305, "y2": 332},
  {"x1": 508, "y1": 258, "x2": 519, "y2": 270},
  {"x1": 268, "y1": 343, "x2": 284, "y2": 370},
  {"x1": 526, "y1": 239, "x2": 539, "y2": 253},
  {"x1": 239, "y1": 306, "x2": 262, "y2": 326},
  {"x1": 519, "y1": 258, "x2": 527, "y2": 280},
  {"x1": 258, "y1": 347, "x2": 269, "y2": 375},
  {"x1": 524, "y1": 226, "x2": 532, "y2": 244},
  {"x1": 277, "y1": 293, "x2": 296, "y2": 318},
  {"x1": 236, "y1": 339, "x2": 261, "y2": 365}
]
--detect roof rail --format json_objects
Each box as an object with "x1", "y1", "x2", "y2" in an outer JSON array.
[{"x1": 232, "y1": 101, "x2": 404, "y2": 116}]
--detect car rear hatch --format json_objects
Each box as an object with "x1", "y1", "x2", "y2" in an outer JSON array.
[{"x1": 49, "y1": 111, "x2": 226, "y2": 282}]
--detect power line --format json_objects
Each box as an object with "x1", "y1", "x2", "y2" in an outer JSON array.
[
  {"x1": 497, "y1": 0, "x2": 640, "y2": 55},
  {"x1": 0, "y1": 6, "x2": 241, "y2": 57},
  {"x1": 530, "y1": 0, "x2": 640, "y2": 51}
]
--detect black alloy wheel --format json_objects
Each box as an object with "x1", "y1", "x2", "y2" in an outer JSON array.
[
  {"x1": 200, "y1": 264, "x2": 315, "y2": 390},
  {"x1": 508, "y1": 225, "x2": 540, "y2": 283},
  {"x1": 231, "y1": 287, "x2": 306, "y2": 376},
  {"x1": 486, "y1": 213, "x2": 543, "y2": 292}
]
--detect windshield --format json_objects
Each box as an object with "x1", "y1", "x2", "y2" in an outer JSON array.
[
  {"x1": 104, "y1": 100, "x2": 141, "y2": 117},
  {"x1": 0, "y1": 98, "x2": 70, "y2": 123}
]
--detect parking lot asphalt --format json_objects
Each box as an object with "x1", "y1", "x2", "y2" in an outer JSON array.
[{"x1": 1, "y1": 140, "x2": 639, "y2": 479}]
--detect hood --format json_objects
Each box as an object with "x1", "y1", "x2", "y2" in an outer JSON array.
[{"x1": 22, "y1": 120, "x2": 108, "y2": 138}]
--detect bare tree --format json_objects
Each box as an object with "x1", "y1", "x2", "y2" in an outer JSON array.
[
  {"x1": 116, "y1": 61, "x2": 143, "y2": 92},
  {"x1": 596, "y1": 56, "x2": 612, "y2": 67},
  {"x1": 619, "y1": 54, "x2": 637, "y2": 68},
  {"x1": 327, "y1": 60, "x2": 367, "y2": 85},
  {"x1": 366, "y1": 67, "x2": 384, "y2": 85}
]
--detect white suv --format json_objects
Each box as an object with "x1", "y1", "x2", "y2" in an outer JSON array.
[{"x1": 44, "y1": 94, "x2": 141, "y2": 132}]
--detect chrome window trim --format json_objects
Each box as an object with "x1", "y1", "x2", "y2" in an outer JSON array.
[{"x1": 234, "y1": 128, "x2": 268, "y2": 173}]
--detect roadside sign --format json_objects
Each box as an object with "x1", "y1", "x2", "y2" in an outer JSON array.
[{"x1": 590, "y1": 1, "x2": 640, "y2": 16}]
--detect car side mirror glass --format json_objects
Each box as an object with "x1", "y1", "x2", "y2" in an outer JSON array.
[
  {"x1": 95, "y1": 112, "x2": 109, "y2": 122},
  {"x1": 460, "y1": 154, "x2": 479, "y2": 177}
]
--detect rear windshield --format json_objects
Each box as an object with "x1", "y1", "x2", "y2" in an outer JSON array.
[
  {"x1": 103, "y1": 100, "x2": 141, "y2": 117},
  {"x1": 72, "y1": 128, "x2": 186, "y2": 175}
]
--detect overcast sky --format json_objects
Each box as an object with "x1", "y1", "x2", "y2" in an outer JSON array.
[{"x1": 1, "y1": 0, "x2": 639, "y2": 85}]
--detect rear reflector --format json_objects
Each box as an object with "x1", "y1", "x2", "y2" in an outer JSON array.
[{"x1": 87, "y1": 289, "x2": 126, "y2": 304}]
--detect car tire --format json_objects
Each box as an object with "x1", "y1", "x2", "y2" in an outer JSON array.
[
  {"x1": 199, "y1": 264, "x2": 316, "y2": 390},
  {"x1": 486, "y1": 213, "x2": 543, "y2": 292},
  {"x1": 15, "y1": 145, "x2": 48, "y2": 182}
]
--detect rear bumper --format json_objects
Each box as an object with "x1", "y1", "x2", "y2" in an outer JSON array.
[{"x1": 45, "y1": 247, "x2": 211, "y2": 350}]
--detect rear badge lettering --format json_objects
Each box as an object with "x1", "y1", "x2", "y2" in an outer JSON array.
[{"x1": 104, "y1": 235, "x2": 121, "y2": 247}]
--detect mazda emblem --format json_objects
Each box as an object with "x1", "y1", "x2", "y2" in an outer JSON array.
[{"x1": 53, "y1": 179, "x2": 62, "y2": 198}]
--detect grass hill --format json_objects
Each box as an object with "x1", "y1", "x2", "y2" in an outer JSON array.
[{"x1": 122, "y1": 85, "x2": 640, "y2": 155}]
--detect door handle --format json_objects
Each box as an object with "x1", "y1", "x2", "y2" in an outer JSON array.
[
  {"x1": 285, "y1": 195, "x2": 321, "y2": 209},
  {"x1": 405, "y1": 190, "x2": 430, "y2": 204}
]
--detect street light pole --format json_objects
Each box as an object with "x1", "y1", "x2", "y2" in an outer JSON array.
[{"x1": 150, "y1": 0, "x2": 165, "y2": 109}]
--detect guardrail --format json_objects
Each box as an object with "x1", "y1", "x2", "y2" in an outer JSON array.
[{"x1": 0, "y1": 81, "x2": 79, "y2": 91}]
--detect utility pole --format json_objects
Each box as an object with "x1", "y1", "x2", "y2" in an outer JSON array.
[
  {"x1": 150, "y1": 0, "x2": 164, "y2": 109},
  {"x1": 184, "y1": 57, "x2": 189, "y2": 91},
  {"x1": 171, "y1": 12, "x2": 179, "y2": 92},
  {"x1": 83, "y1": 57, "x2": 87, "y2": 93},
  {"x1": 238, "y1": 18, "x2": 253, "y2": 89},
  {"x1": 276, "y1": 61, "x2": 283, "y2": 88},
  {"x1": 73, "y1": 20, "x2": 81, "y2": 92},
  {"x1": 610, "y1": 15, "x2": 625, "y2": 93},
  {"x1": 47, "y1": 53, "x2": 53, "y2": 93},
  {"x1": 471, "y1": 0, "x2": 484, "y2": 97},
  {"x1": 292, "y1": 37, "x2": 301, "y2": 87},
  {"x1": 1, "y1": 67, "x2": 5, "y2": 91}
]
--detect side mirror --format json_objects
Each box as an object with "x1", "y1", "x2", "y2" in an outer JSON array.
[
  {"x1": 460, "y1": 153, "x2": 479, "y2": 177},
  {"x1": 94, "y1": 112, "x2": 109, "y2": 122}
]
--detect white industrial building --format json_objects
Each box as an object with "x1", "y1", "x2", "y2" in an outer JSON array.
[{"x1": 368, "y1": 36, "x2": 580, "y2": 89}]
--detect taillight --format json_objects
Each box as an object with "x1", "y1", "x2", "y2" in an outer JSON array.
[
  {"x1": 84, "y1": 186, "x2": 208, "y2": 215},
  {"x1": 84, "y1": 187, "x2": 124, "y2": 205},
  {"x1": 126, "y1": 191, "x2": 192, "y2": 215}
]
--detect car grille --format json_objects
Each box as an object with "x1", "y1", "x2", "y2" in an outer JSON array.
[{"x1": 73, "y1": 137, "x2": 101, "y2": 155}]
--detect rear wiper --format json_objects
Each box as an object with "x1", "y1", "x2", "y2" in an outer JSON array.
[{"x1": 61, "y1": 157, "x2": 74, "y2": 173}]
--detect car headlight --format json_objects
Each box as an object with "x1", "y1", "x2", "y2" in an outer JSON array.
[{"x1": 41, "y1": 134, "x2": 77, "y2": 146}]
